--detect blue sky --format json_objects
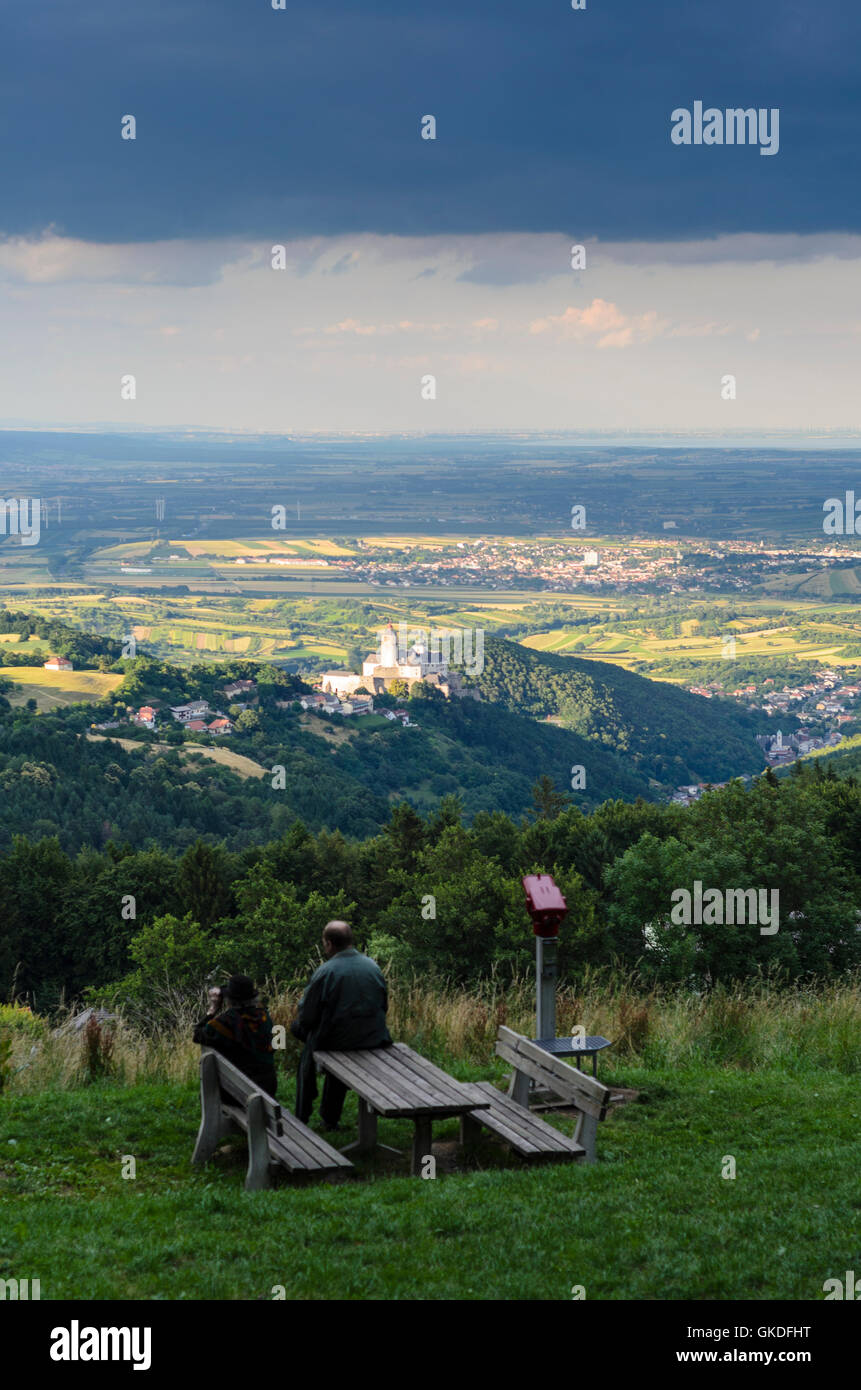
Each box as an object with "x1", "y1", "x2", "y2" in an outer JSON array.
[
  {"x1": 3, "y1": 0, "x2": 859, "y2": 242},
  {"x1": 1, "y1": 1, "x2": 859, "y2": 434}
]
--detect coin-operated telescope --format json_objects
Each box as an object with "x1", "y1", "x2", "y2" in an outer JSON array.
[{"x1": 522, "y1": 874, "x2": 568, "y2": 1037}]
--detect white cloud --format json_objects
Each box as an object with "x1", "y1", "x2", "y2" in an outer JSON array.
[
  {"x1": 1, "y1": 230, "x2": 860, "y2": 432},
  {"x1": 529, "y1": 299, "x2": 668, "y2": 348}
]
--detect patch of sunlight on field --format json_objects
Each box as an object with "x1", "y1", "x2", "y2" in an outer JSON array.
[
  {"x1": 86, "y1": 734, "x2": 267, "y2": 779},
  {"x1": 519, "y1": 622, "x2": 858, "y2": 675},
  {"x1": 292, "y1": 636, "x2": 347, "y2": 656},
  {"x1": 289, "y1": 538, "x2": 355, "y2": 556},
  {"x1": 359, "y1": 535, "x2": 481, "y2": 549},
  {"x1": 90, "y1": 541, "x2": 153, "y2": 559},
  {"x1": 0, "y1": 668, "x2": 124, "y2": 710}
]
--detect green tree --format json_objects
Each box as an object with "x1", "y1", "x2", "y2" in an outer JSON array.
[{"x1": 531, "y1": 775, "x2": 568, "y2": 822}]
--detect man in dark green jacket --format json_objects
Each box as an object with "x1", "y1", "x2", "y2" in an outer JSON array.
[{"x1": 292, "y1": 921, "x2": 391, "y2": 1127}]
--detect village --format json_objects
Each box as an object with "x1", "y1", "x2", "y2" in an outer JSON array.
[
  {"x1": 669, "y1": 667, "x2": 860, "y2": 806},
  {"x1": 88, "y1": 630, "x2": 431, "y2": 739},
  {"x1": 308, "y1": 536, "x2": 857, "y2": 596}
]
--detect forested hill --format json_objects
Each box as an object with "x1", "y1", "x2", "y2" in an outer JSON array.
[
  {"x1": 472, "y1": 637, "x2": 768, "y2": 785},
  {"x1": 0, "y1": 686, "x2": 657, "y2": 856},
  {"x1": 0, "y1": 618, "x2": 770, "y2": 857}
]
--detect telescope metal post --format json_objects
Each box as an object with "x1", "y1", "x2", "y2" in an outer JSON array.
[{"x1": 535, "y1": 935, "x2": 558, "y2": 1041}]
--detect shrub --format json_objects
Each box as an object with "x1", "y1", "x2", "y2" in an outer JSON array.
[
  {"x1": 81, "y1": 1015, "x2": 116, "y2": 1083},
  {"x1": 0, "y1": 1003, "x2": 44, "y2": 1038}
]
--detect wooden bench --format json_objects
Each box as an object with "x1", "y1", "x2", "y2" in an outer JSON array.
[
  {"x1": 192, "y1": 1049, "x2": 354, "y2": 1190},
  {"x1": 459, "y1": 1081, "x2": 586, "y2": 1162},
  {"x1": 314, "y1": 1041, "x2": 490, "y2": 1176},
  {"x1": 494, "y1": 1026, "x2": 624, "y2": 1162}
]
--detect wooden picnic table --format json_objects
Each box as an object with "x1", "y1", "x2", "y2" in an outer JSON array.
[{"x1": 313, "y1": 1041, "x2": 490, "y2": 1175}]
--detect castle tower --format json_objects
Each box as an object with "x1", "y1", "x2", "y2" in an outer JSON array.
[{"x1": 379, "y1": 623, "x2": 399, "y2": 667}]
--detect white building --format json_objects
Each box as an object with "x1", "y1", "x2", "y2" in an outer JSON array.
[{"x1": 320, "y1": 622, "x2": 452, "y2": 697}]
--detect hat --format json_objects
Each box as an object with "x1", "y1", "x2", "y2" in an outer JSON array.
[{"x1": 224, "y1": 974, "x2": 257, "y2": 1003}]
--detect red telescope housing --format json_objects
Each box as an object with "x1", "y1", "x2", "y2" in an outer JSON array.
[{"x1": 522, "y1": 873, "x2": 568, "y2": 937}]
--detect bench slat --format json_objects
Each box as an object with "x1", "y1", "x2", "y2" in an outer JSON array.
[
  {"x1": 333, "y1": 1047, "x2": 435, "y2": 1109},
  {"x1": 499, "y1": 1026, "x2": 610, "y2": 1102},
  {"x1": 388, "y1": 1043, "x2": 481, "y2": 1108},
  {"x1": 351, "y1": 1046, "x2": 463, "y2": 1111},
  {"x1": 463, "y1": 1085, "x2": 567, "y2": 1153},
  {"x1": 222, "y1": 1099, "x2": 350, "y2": 1174},
  {"x1": 496, "y1": 1026, "x2": 611, "y2": 1120},
  {"x1": 463, "y1": 1083, "x2": 585, "y2": 1159},
  {"x1": 313, "y1": 1049, "x2": 402, "y2": 1115},
  {"x1": 314, "y1": 1047, "x2": 488, "y2": 1117}
]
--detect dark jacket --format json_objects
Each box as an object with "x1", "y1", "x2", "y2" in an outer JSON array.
[
  {"x1": 297, "y1": 948, "x2": 391, "y2": 1052},
  {"x1": 193, "y1": 1002, "x2": 278, "y2": 1097}
]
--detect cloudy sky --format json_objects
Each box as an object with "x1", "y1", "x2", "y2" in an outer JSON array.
[{"x1": 1, "y1": 0, "x2": 859, "y2": 433}]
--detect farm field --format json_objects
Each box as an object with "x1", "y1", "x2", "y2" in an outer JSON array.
[
  {"x1": 521, "y1": 623, "x2": 861, "y2": 671},
  {"x1": 85, "y1": 733, "x2": 268, "y2": 779},
  {"x1": 7, "y1": 581, "x2": 861, "y2": 685},
  {"x1": 0, "y1": 666, "x2": 124, "y2": 710},
  {"x1": 0, "y1": 634, "x2": 49, "y2": 650}
]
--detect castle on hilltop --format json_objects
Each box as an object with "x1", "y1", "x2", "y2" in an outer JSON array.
[{"x1": 319, "y1": 622, "x2": 462, "y2": 698}]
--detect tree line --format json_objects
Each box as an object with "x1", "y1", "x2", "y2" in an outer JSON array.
[{"x1": 2, "y1": 763, "x2": 858, "y2": 1011}]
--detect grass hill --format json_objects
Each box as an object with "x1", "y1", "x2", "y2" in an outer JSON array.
[
  {"x1": 471, "y1": 636, "x2": 768, "y2": 786},
  {"x1": 2, "y1": 977, "x2": 858, "y2": 1301}
]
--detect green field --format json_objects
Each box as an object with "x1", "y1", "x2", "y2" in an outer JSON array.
[
  {"x1": 5, "y1": 531, "x2": 861, "y2": 687},
  {"x1": 3, "y1": 972, "x2": 858, "y2": 1302},
  {"x1": 1, "y1": 1063, "x2": 855, "y2": 1301}
]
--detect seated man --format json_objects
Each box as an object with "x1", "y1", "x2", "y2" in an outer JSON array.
[
  {"x1": 193, "y1": 974, "x2": 278, "y2": 1098},
  {"x1": 292, "y1": 921, "x2": 391, "y2": 1129}
]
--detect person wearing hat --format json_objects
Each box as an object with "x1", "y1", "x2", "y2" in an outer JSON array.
[
  {"x1": 292, "y1": 920, "x2": 391, "y2": 1129},
  {"x1": 193, "y1": 974, "x2": 278, "y2": 1098}
]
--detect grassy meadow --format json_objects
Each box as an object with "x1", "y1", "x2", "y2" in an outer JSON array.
[
  {"x1": 0, "y1": 666, "x2": 125, "y2": 710},
  {"x1": 1, "y1": 976, "x2": 858, "y2": 1301}
]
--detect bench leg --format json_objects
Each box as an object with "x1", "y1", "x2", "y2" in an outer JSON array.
[
  {"x1": 192, "y1": 1051, "x2": 230, "y2": 1165},
  {"x1": 245, "y1": 1093, "x2": 272, "y2": 1191},
  {"x1": 460, "y1": 1112, "x2": 482, "y2": 1146},
  {"x1": 508, "y1": 1068, "x2": 530, "y2": 1108},
  {"x1": 575, "y1": 1111, "x2": 598, "y2": 1164},
  {"x1": 412, "y1": 1117, "x2": 433, "y2": 1176},
  {"x1": 357, "y1": 1097, "x2": 378, "y2": 1153}
]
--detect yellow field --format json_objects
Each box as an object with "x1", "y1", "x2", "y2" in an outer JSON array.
[
  {"x1": 0, "y1": 667, "x2": 124, "y2": 710},
  {"x1": 85, "y1": 734, "x2": 267, "y2": 780},
  {"x1": 520, "y1": 624, "x2": 861, "y2": 671}
]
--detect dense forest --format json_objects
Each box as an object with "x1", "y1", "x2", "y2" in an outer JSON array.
[
  {"x1": 472, "y1": 636, "x2": 769, "y2": 783},
  {"x1": 1, "y1": 763, "x2": 859, "y2": 1010}
]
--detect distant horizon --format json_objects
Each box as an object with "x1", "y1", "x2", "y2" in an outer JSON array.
[{"x1": 3, "y1": 422, "x2": 861, "y2": 450}]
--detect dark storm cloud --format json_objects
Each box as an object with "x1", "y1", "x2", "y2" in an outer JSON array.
[{"x1": 1, "y1": 0, "x2": 858, "y2": 243}]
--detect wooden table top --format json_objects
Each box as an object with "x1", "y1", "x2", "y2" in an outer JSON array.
[{"x1": 313, "y1": 1042, "x2": 491, "y2": 1118}]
